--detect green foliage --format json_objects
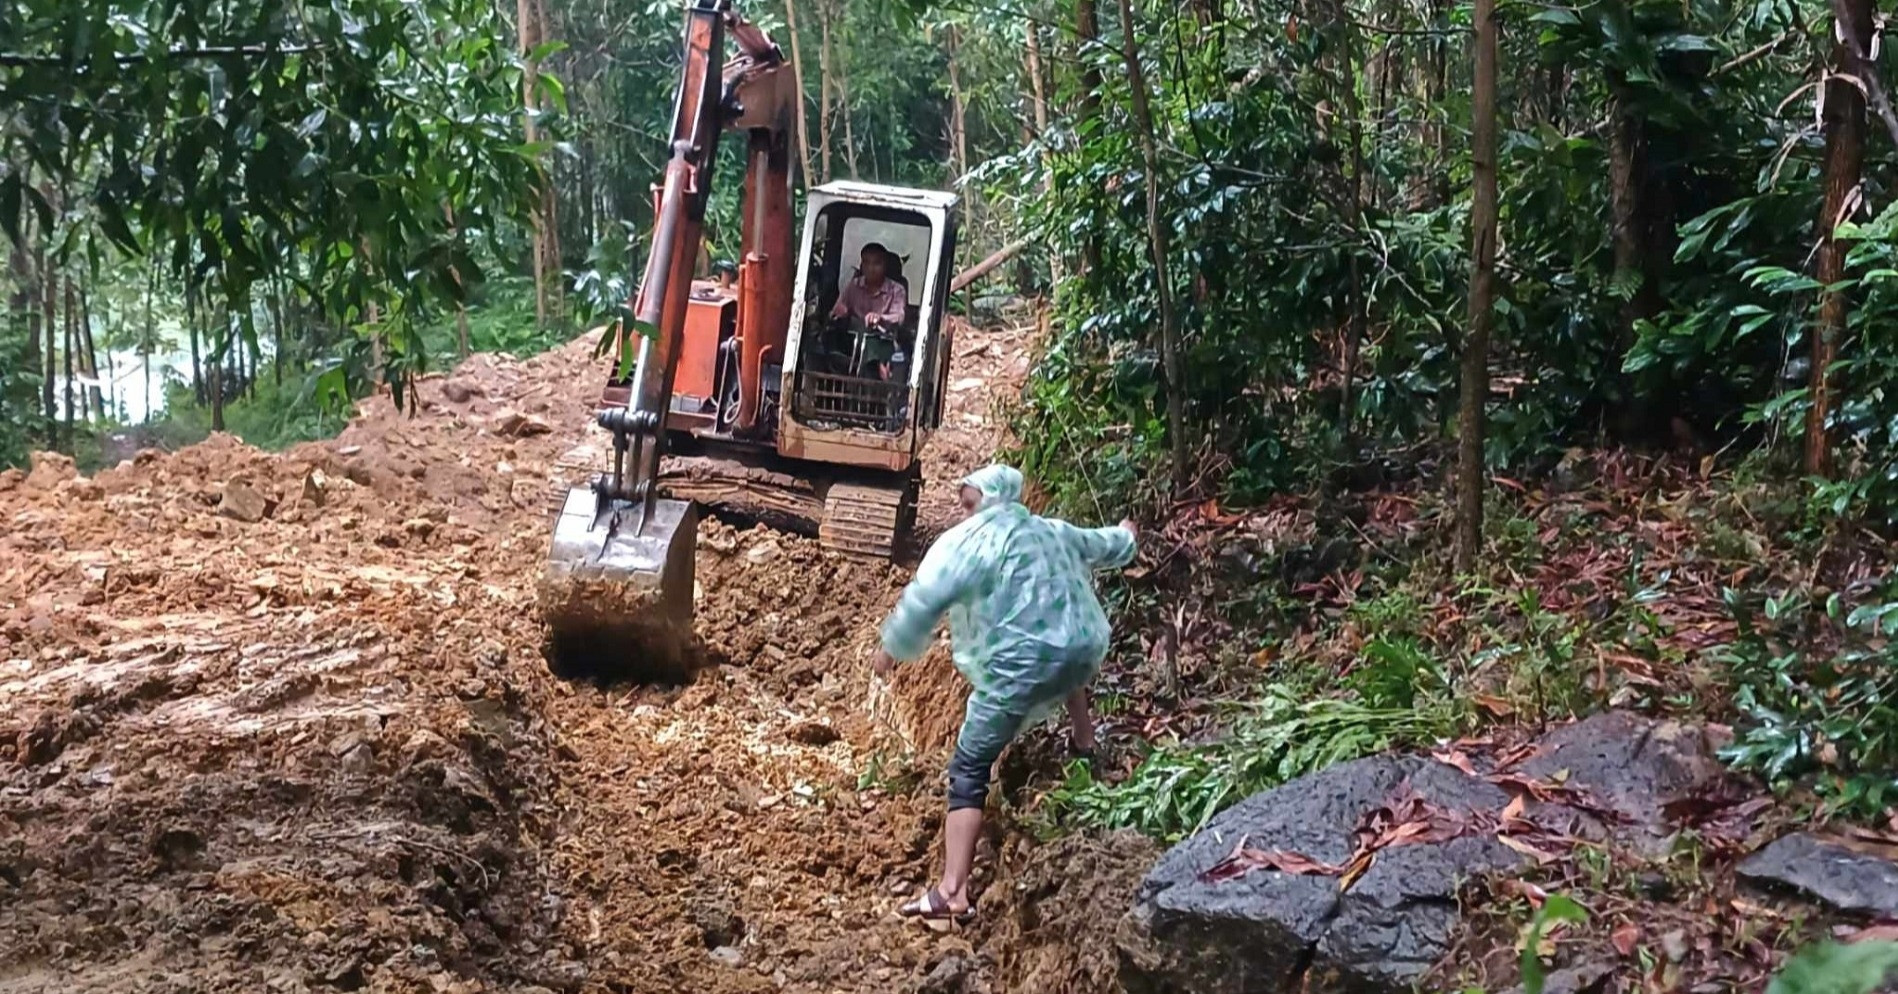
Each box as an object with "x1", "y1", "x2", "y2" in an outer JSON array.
[
  {"x1": 1518, "y1": 894, "x2": 1589, "y2": 994},
  {"x1": 148, "y1": 369, "x2": 350, "y2": 453},
  {"x1": 418, "y1": 276, "x2": 565, "y2": 359},
  {"x1": 1, "y1": 0, "x2": 545, "y2": 409},
  {"x1": 0, "y1": 319, "x2": 42, "y2": 468},
  {"x1": 1717, "y1": 585, "x2": 1898, "y2": 817},
  {"x1": 1765, "y1": 941, "x2": 1898, "y2": 994},
  {"x1": 1040, "y1": 687, "x2": 1463, "y2": 841}
]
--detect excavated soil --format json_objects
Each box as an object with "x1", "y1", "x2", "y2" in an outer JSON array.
[{"x1": 0, "y1": 319, "x2": 1125, "y2": 994}]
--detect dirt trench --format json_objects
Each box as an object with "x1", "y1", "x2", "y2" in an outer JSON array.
[{"x1": 0, "y1": 321, "x2": 1131, "y2": 994}]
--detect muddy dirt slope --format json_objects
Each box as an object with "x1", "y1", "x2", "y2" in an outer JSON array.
[{"x1": 0, "y1": 321, "x2": 1084, "y2": 994}]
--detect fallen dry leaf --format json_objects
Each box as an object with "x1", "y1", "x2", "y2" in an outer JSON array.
[
  {"x1": 1844, "y1": 923, "x2": 1898, "y2": 944},
  {"x1": 1613, "y1": 922, "x2": 1641, "y2": 957}
]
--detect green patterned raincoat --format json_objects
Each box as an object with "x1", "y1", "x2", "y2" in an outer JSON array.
[{"x1": 879, "y1": 465, "x2": 1136, "y2": 761}]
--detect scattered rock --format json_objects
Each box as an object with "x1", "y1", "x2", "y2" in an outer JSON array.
[
  {"x1": 1503, "y1": 963, "x2": 1613, "y2": 994},
  {"x1": 62, "y1": 477, "x2": 104, "y2": 502},
  {"x1": 338, "y1": 742, "x2": 375, "y2": 774},
  {"x1": 918, "y1": 953, "x2": 978, "y2": 994},
  {"x1": 300, "y1": 469, "x2": 328, "y2": 509},
  {"x1": 442, "y1": 380, "x2": 483, "y2": 404},
  {"x1": 0, "y1": 466, "x2": 22, "y2": 492},
  {"x1": 25, "y1": 451, "x2": 77, "y2": 491},
  {"x1": 1119, "y1": 756, "x2": 1528, "y2": 994},
  {"x1": 218, "y1": 479, "x2": 271, "y2": 523},
  {"x1": 150, "y1": 827, "x2": 206, "y2": 870},
  {"x1": 786, "y1": 721, "x2": 841, "y2": 747},
  {"x1": 499, "y1": 412, "x2": 553, "y2": 438},
  {"x1": 745, "y1": 540, "x2": 781, "y2": 565},
  {"x1": 1738, "y1": 832, "x2": 1898, "y2": 916},
  {"x1": 708, "y1": 946, "x2": 743, "y2": 968}
]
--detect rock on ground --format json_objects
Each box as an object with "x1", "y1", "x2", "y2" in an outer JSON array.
[
  {"x1": 1117, "y1": 756, "x2": 1526, "y2": 994},
  {"x1": 1739, "y1": 832, "x2": 1898, "y2": 917},
  {"x1": 1518, "y1": 710, "x2": 1730, "y2": 849},
  {"x1": 1118, "y1": 711, "x2": 1737, "y2": 994}
]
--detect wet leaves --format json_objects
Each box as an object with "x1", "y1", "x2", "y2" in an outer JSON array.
[{"x1": 1199, "y1": 779, "x2": 1579, "y2": 891}]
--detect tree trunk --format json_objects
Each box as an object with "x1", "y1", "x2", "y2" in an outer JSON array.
[
  {"x1": 445, "y1": 202, "x2": 473, "y2": 358},
  {"x1": 209, "y1": 360, "x2": 225, "y2": 432},
  {"x1": 946, "y1": 25, "x2": 971, "y2": 252},
  {"x1": 782, "y1": 0, "x2": 816, "y2": 188},
  {"x1": 79, "y1": 288, "x2": 103, "y2": 419},
  {"x1": 62, "y1": 279, "x2": 75, "y2": 446},
  {"x1": 1807, "y1": 0, "x2": 1874, "y2": 476},
  {"x1": 187, "y1": 305, "x2": 203, "y2": 406},
  {"x1": 817, "y1": 0, "x2": 835, "y2": 182},
  {"x1": 1606, "y1": 78, "x2": 1661, "y2": 346},
  {"x1": 1025, "y1": 22, "x2": 1062, "y2": 294},
  {"x1": 143, "y1": 272, "x2": 156, "y2": 423},
  {"x1": 1075, "y1": 0, "x2": 1106, "y2": 275},
  {"x1": 1325, "y1": 1, "x2": 1368, "y2": 441},
  {"x1": 40, "y1": 243, "x2": 55, "y2": 435},
  {"x1": 1116, "y1": 0, "x2": 1190, "y2": 495},
  {"x1": 10, "y1": 239, "x2": 40, "y2": 436},
  {"x1": 839, "y1": 51, "x2": 859, "y2": 180},
  {"x1": 1454, "y1": 0, "x2": 1499, "y2": 573},
  {"x1": 519, "y1": 0, "x2": 562, "y2": 329},
  {"x1": 1408, "y1": 0, "x2": 1450, "y2": 210}
]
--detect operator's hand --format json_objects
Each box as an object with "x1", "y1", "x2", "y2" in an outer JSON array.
[
  {"x1": 871, "y1": 648, "x2": 896, "y2": 679},
  {"x1": 830, "y1": 299, "x2": 849, "y2": 320},
  {"x1": 1120, "y1": 518, "x2": 1139, "y2": 541}
]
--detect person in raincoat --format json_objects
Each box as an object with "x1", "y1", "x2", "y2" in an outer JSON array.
[{"x1": 872, "y1": 464, "x2": 1136, "y2": 923}]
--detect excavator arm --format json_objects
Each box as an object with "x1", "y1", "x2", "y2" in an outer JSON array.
[
  {"x1": 607, "y1": 0, "x2": 794, "y2": 510},
  {"x1": 541, "y1": 0, "x2": 795, "y2": 676}
]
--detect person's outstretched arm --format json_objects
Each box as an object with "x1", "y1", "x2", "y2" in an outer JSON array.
[
  {"x1": 1049, "y1": 517, "x2": 1138, "y2": 571},
  {"x1": 880, "y1": 533, "x2": 982, "y2": 663}
]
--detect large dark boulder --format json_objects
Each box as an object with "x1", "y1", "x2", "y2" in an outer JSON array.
[
  {"x1": 1117, "y1": 756, "x2": 1526, "y2": 994},
  {"x1": 1517, "y1": 711, "x2": 1729, "y2": 851},
  {"x1": 1739, "y1": 833, "x2": 1898, "y2": 917}
]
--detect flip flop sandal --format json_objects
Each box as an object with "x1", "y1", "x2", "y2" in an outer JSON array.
[{"x1": 899, "y1": 888, "x2": 975, "y2": 925}]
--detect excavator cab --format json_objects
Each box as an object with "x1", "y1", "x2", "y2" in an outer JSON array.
[{"x1": 780, "y1": 182, "x2": 960, "y2": 468}]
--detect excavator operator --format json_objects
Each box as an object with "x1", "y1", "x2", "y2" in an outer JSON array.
[{"x1": 828, "y1": 242, "x2": 909, "y2": 381}]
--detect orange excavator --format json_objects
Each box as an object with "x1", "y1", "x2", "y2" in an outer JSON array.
[{"x1": 541, "y1": 0, "x2": 961, "y2": 663}]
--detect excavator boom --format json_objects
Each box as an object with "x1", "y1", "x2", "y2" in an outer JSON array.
[{"x1": 541, "y1": 0, "x2": 791, "y2": 681}]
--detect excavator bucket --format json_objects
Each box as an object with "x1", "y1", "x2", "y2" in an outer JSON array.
[{"x1": 538, "y1": 486, "x2": 701, "y2": 684}]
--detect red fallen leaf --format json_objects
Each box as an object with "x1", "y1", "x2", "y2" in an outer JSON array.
[
  {"x1": 1498, "y1": 833, "x2": 1561, "y2": 865},
  {"x1": 1493, "y1": 742, "x2": 1539, "y2": 770},
  {"x1": 1472, "y1": 693, "x2": 1516, "y2": 717},
  {"x1": 1495, "y1": 476, "x2": 1527, "y2": 492},
  {"x1": 1495, "y1": 877, "x2": 1549, "y2": 907},
  {"x1": 1432, "y1": 749, "x2": 1478, "y2": 776},
  {"x1": 1337, "y1": 849, "x2": 1374, "y2": 892},
  {"x1": 1200, "y1": 846, "x2": 1343, "y2": 883},
  {"x1": 1612, "y1": 923, "x2": 1641, "y2": 957},
  {"x1": 1845, "y1": 923, "x2": 1898, "y2": 944}
]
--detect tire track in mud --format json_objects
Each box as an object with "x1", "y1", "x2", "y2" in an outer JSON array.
[{"x1": 0, "y1": 320, "x2": 1129, "y2": 994}]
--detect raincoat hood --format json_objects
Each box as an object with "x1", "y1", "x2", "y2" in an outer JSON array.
[{"x1": 961, "y1": 465, "x2": 1024, "y2": 511}]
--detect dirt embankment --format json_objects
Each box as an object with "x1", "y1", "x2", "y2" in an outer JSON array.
[{"x1": 0, "y1": 319, "x2": 1122, "y2": 994}]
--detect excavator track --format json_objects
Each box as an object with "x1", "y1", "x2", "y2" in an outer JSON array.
[
  {"x1": 557, "y1": 442, "x2": 916, "y2": 561},
  {"x1": 818, "y1": 482, "x2": 913, "y2": 560}
]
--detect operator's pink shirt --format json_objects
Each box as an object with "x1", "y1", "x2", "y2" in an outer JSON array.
[{"x1": 838, "y1": 278, "x2": 906, "y2": 326}]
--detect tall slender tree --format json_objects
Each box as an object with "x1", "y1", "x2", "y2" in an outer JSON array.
[
  {"x1": 1806, "y1": 0, "x2": 1875, "y2": 476},
  {"x1": 1116, "y1": 0, "x2": 1188, "y2": 494},
  {"x1": 1454, "y1": 0, "x2": 1500, "y2": 572}
]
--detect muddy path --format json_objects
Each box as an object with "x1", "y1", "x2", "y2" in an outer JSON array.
[{"x1": 0, "y1": 319, "x2": 1120, "y2": 994}]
